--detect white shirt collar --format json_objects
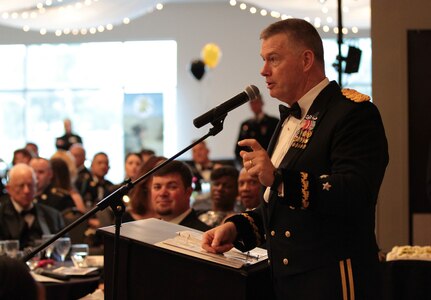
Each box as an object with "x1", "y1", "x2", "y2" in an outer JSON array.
[
  {"x1": 296, "y1": 78, "x2": 330, "y2": 118},
  {"x1": 11, "y1": 198, "x2": 34, "y2": 213}
]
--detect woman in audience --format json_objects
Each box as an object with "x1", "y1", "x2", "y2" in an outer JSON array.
[
  {"x1": 124, "y1": 152, "x2": 143, "y2": 181},
  {"x1": 122, "y1": 156, "x2": 165, "y2": 222},
  {"x1": 51, "y1": 150, "x2": 78, "y2": 184},
  {"x1": 50, "y1": 157, "x2": 86, "y2": 213}
]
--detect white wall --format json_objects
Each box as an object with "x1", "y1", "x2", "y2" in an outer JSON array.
[{"x1": 372, "y1": 0, "x2": 431, "y2": 250}]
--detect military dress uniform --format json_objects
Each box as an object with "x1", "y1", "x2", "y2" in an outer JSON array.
[
  {"x1": 55, "y1": 133, "x2": 82, "y2": 150},
  {"x1": 226, "y1": 81, "x2": 389, "y2": 300},
  {"x1": 35, "y1": 184, "x2": 75, "y2": 213},
  {"x1": 235, "y1": 113, "x2": 279, "y2": 165}
]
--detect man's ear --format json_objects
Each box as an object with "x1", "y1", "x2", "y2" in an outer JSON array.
[
  {"x1": 185, "y1": 186, "x2": 193, "y2": 198},
  {"x1": 302, "y1": 50, "x2": 314, "y2": 72}
]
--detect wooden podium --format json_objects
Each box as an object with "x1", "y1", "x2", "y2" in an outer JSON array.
[{"x1": 99, "y1": 218, "x2": 273, "y2": 300}]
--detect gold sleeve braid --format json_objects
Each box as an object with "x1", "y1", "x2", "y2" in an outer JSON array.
[{"x1": 241, "y1": 213, "x2": 262, "y2": 244}]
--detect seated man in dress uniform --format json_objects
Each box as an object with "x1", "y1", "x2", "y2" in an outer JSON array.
[
  {"x1": 151, "y1": 160, "x2": 211, "y2": 232},
  {"x1": 30, "y1": 157, "x2": 75, "y2": 213},
  {"x1": 77, "y1": 152, "x2": 113, "y2": 209},
  {"x1": 0, "y1": 164, "x2": 64, "y2": 249}
]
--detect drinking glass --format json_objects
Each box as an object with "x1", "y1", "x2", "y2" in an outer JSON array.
[
  {"x1": 70, "y1": 244, "x2": 89, "y2": 268},
  {"x1": 4, "y1": 240, "x2": 19, "y2": 258},
  {"x1": 42, "y1": 234, "x2": 55, "y2": 259},
  {"x1": 55, "y1": 237, "x2": 71, "y2": 262},
  {"x1": 24, "y1": 247, "x2": 41, "y2": 271}
]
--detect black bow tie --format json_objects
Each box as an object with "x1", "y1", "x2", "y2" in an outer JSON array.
[
  {"x1": 279, "y1": 103, "x2": 301, "y2": 122},
  {"x1": 21, "y1": 206, "x2": 36, "y2": 217}
]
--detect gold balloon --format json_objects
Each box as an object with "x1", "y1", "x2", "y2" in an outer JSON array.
[{"x1": 201, "y1": 43, "x2": 222, "y2": 68}]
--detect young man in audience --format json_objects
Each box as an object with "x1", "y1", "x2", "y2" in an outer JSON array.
[
  {"x1": 0, "y1": 163, "x2": 64, "y2": 249},
  {"x1": 151, "y1": 160, "x2": 210, "y2": 232},
  {"x1": 197, "y1": 166, "x2": 240, "y2": 228},
  {"x1": 30, "y1": 157, "x2": 75, "y2": 212}
]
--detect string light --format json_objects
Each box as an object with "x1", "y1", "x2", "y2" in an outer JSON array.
[
  {"x1": 228, "y1": 1, "x2": 360, "y2": 36},
  {"x1": 0, "y1": 1, "x2": 164, "y2": 36}
]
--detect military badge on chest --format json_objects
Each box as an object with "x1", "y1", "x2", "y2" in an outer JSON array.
[{"x1": 291, "y1": 113, "x2": 318, "y2": 149}]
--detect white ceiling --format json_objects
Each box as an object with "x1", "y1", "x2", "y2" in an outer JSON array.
[{"x1": 0, "y1": 0, "x2": 370, "y2": 33}]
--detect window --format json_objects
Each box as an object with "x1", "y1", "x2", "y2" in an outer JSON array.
[{"x1": 0, "y1": 41, "x2": 177, "y2": 183}]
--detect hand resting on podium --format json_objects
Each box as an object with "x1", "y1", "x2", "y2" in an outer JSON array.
[{"x1": 201, "y1": 222, "x2": 238, "y2": 254}]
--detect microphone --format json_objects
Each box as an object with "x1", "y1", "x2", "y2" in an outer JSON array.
[{"x1": 193, "y1": 85, "x2": 260, "y2": 128}]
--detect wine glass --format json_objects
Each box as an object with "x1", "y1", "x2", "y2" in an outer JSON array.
[
  {"x1": 42, "y1": 234, "x2": 55, "y2": 259},
  {"x1": 4, "y1": 240, "x2": 19, "y2": 258},
  {"x1": 55, "y1": 237, "x2": 71, "y2": 263},
  {"x1": 25, "y1": 247, "x2": 41, "y2": 271},
  {"x1": 70, "y1": 244, "x2": 89, "y2": 268}
]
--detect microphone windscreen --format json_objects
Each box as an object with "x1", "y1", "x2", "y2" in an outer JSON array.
[{"x1": 245, "y1": 85, "x2": 260, "y2": 101}]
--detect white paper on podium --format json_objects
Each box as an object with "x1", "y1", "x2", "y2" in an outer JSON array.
[{"x1": 155, "y1": 230, "x2": 268, "y2": 269}]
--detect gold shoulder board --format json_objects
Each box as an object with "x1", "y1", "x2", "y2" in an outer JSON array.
[{"x1": 341, "y1": 88, "x2": 370, "y2": 103}]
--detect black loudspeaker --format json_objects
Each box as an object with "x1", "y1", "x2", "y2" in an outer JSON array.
[{"x1": 344, "y1": 46, "x2": 362, "y2": 74}]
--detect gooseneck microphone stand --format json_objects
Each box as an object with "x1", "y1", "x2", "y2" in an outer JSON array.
[{"x1": 22, "y1": 115, "x2": 226, "y2": 300}]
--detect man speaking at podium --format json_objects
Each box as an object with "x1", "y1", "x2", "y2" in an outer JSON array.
[{"x1": 202, "y1": 19, "x2": 388, "y2": 300}]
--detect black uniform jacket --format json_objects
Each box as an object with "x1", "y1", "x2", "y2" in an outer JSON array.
[{"x1": 227, "y1": 81, "x2": 389, "y2": 278}]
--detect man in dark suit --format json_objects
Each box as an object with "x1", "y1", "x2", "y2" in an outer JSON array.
[
  {"x1": 0, "y1": 164, "x2": 64, "y2": 249},
  {"x1": 234, "y1": 95, "x2": 279, "y2": 166},
  {"x1": 151, "y1": 160, "x2": 210, "y2": 232},
  {"x1": 202, "y1": 19, "x2": 388, "y2": 300}
]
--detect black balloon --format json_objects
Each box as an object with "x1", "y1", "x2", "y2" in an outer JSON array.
[{"x1": 190, "y1": 59, "x2": 205, "y2": 80}]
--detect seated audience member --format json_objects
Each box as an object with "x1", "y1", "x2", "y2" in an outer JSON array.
[
  {"x1": 12, "y1": 148, "x2": 33, "y2": 165},
  {"x1": 69, "y1": 143, "x2": 92, "y2": 191},
  {"x1": 109, "y1": 152, "x2": 143, "y2": 209},
  {"x1": 122, "y1": 156, "x2": 166, "y2": 222},
  {"x1": 79, "y1": 153, "x2": 114, "y2": 250},
  {"x1": 25, "y1": 142, "x2": 39, "y2": 158},
  {"x1": 151, "y1": 160, "x2": 211, "y2": 232},
  {"x1": 78, "y1": 152, "x2": 113, "y2": 209},
  {"x1": 0, "y1": 164, "x2": 64, "y2": 249},
  {"x1": 55, "y1": 118, "x2": 83, "y2": 150},
  {"x1": 30, "y1": 157, "x2": 75, "y2": 212},
  {"x1": 139, "y1": 148, "x2": 155, "y2": 164},
  {"x1": 187, "y1": 141, "x2": 220, "y2": 192},
  {"x1": 123, "y1": 152, "x2": 143, "y2": 182},
  {"x1": 50, "y1": 158, "x2": 86, "y2": 213},
  {"x1": 0, "y1": 256, "x2": 45, "y2": 300},
  {"x1": 197, "y1": 166, "x2": 239, "y2": 227},
  {"x1": 51, "y1": 150, "x2": 78, "y2": 184},
  {"x1": 238, "y1": 167, "x2": 261, "y2": 210}
]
